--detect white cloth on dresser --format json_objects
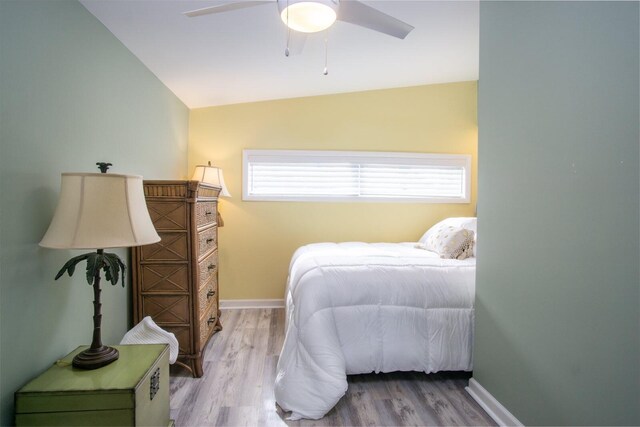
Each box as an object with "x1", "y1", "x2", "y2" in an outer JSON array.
[{"x1": 120, "y1": 316, "x2": 179, "y2": 364}]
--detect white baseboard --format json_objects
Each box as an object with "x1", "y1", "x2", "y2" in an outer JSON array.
[
  {"x1": 219, "y1": 299, "x2": 285, "y2": 309},
  {"x1": 466, "y1": 378, "x2": 523, "y2": 426}
]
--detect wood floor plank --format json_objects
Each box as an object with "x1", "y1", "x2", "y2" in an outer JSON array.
[
  {"x1": 431, "y1": 375, "x2": 496, "y2": 426},
  {"x1": 262, "y1": 355, "x2": 278, "y2": 408},
  {"x1": 266, "y1": 308, "x2": 285, "y2": 356},
  {"x1": 170, "y1": 308, "x2": 496, "y2": 427},
  {"x1": 402, "y1": 373, "x2": 465, "y2": 426},
  {"x1": 256, "y1": 308, "x2": 272, "y2": 330},
  {"x1": 231, "y1": 325, "x2": 269, "y2": 407},
  {"x1": 372, "y1": 399, "x2": 404, "y2": 427},
  {"x1": 204, "y1": 310, "x2": 241, "y2": 362},
  {"x1": 174, "y1": 311, "x2": 253, "y2": 426},
  {"x1": 215, "y1": 406, "x2": 262, "y2": 427},
  {"x1": 340, "y1": 380, "x2": 381, "y2": 426},
  {"x1": 396, "y1": 374, "x2": 443, "y2": 426},
  {"x1": 350, "y1": 373, "x2": 393, "y2": 401}
]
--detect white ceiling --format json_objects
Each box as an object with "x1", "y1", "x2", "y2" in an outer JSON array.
[{"x1": 80, "y1": 0, "x2": 479, "y2": 108}]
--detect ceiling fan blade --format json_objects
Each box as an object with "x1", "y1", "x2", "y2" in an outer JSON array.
[
  {"x1": 287, "y1": 32, "x2": 308, "y2": 56},
  {"x1": 184, "y1": 1, "x2": 272, "y2": 18},
  {"x1": 337, "y1": 0, "x2": 414, "y2": 39}
]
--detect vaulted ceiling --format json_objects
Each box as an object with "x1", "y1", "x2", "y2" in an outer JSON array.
[{"x1": 80, "y1": 0, "x2": 479, "y2": 108}]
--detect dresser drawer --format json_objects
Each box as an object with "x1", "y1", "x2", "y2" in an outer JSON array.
[
  {"x1": 140, "y1": 264, "x2": 189, "y2": 293},
  {"x1": 197, "y1": 226, "x2": 217, "y2": 258},
  {"x1": 197, "y1": 276, "x2": 218, "y2": 315},
  {"x1": 140, "y1": 232, "x2": 188, "y2": 262},
  {"x1": 142, "y1": 295, "x2": 190, "y2": 324},
  {"x1": 147, "y1": 201, "x2": 187, "y2": 231},
  {"x1": 197, "y1": 250, "x2": 217, "y2": 286},
  {"x1": 195, "y1": 201, "x2": 217, "y2": 229},
  {"x1": 199, "y1": 304, "x2": 218, "y2": 349}
]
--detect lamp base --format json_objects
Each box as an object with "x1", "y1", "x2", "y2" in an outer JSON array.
[{"x1": 72, "y1": 345, "x2": 119, "y2": 370}]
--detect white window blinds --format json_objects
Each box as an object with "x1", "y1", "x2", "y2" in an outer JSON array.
[{"x1": 243, "y1": 150, "x2": 471, "y2": 203}]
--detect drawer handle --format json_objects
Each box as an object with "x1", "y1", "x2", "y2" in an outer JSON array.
[
  {"x1": 207, "y1": 289, "x2": 215, "y2": 299},
  {"x1": 206, "y1": 238, "x2": 214, "y2": 243},
  {"x1": 208, "y1": 264, "x2": 216, "y2": 270},
  {"x1": 150, "y1": 368, "x2": 160, "y2": 400},
  {"x1": 207, "y1": 316, "x2": 216, "y2": 326},
  {"x1": 205, "y1": 211, "x2": 213, "y2": 215}
]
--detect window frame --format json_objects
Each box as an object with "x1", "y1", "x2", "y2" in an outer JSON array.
[{"x1": 242, "y1": 149, "x2": 472, "y2": 203}]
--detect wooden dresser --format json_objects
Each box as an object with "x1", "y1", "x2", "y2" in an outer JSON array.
[{"x1": 132, "y1": 180, "x2": 222, "y2": 377}]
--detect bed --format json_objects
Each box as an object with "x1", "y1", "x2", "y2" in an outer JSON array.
[{"x1": 274, "y1": 218, "x2": 477, "y2": 420}]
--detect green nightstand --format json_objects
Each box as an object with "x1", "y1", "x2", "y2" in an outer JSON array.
[{"x1": 15, "y1": 344, "x2": 173, "y2": 426}]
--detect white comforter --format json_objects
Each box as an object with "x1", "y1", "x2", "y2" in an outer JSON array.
[{"x1": 274, "y1": 242, "x2": 476, "y2": 420}]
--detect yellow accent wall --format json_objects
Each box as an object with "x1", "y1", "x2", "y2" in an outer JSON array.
[{"x1": 189, "y1": 81, "x2": 477, "y2": 300}]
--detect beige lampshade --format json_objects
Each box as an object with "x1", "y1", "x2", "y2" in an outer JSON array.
[
  {"x1": 40, "y1": 173, "x2": 160, "y2": 249},
  {"x1": 191, "y1": 164, "x2": 231, "y2": 197}
]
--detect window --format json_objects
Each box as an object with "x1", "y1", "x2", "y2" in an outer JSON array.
[{"x1": 243, "y1": 150, "x2": 471, "y2": 203}]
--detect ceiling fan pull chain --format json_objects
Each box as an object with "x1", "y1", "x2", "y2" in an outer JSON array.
[
  {"x1": 323, "y1": 29, "x2": 329, "y2": 75},
  {"x1": 285, "y1": 0, "x2": 290, "y2": 57},
  {"x1": 285, "y1": 29, "x2": 290, "y2": 57}
]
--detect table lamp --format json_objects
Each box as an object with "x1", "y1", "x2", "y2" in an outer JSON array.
[
  {"x1": 191, "y1": 161, "x2": 230, "y2": 226},
  {"x1": 40, "y1": 162, "x2": 160, "y2": 370}
]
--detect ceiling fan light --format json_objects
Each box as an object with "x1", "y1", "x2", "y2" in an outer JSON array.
[{"x1": 280, "y1": 1, "x2": 337, "y2": 33}]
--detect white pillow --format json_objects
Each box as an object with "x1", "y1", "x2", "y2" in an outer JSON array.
[
  {"x1": 418, "y1": 217, "x2": 477, "y2": 258},
  {"x1": 419, "y1": 217, "x2": 477, "y2": 244},
  {"x1": 418, "y1": 223, "x2": 475, "y2": 260}
]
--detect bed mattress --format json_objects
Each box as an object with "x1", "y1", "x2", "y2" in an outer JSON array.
[{"x1": 274, "y1": 242, "x2": 476, "y2": 420}]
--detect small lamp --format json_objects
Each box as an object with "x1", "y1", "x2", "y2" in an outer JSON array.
[
  {"x1": 40, "y1": 162, "x2": 160, "y2": 370},
  {"x1": 191, "y1": 161, "x2": 230, "y2": 226},
  {"x1": 191, "y1": 161, "x2": 230, "y2": 197}
]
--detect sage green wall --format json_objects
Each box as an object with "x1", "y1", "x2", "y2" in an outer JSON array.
[
  {"x1": 475, "y1": 2, "x2": 639, "y2": 425},
  {"x1": 0, "y1": 1, "x2": 188, "y2": 424}
]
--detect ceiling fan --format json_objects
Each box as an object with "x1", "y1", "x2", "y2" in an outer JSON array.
[{"x1": 183, "y1": 0, "x2": 414, "y2": 40}]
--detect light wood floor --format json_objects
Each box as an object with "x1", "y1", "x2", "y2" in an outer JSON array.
[{"x1": 170, "y1": 308, "x2": 496, "y2": 427}]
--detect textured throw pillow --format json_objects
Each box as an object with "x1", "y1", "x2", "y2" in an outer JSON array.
[
  {"x1": 418, "y1": 224, "x2": 475, "y2": 260},
  {"x1": 418, "y1": 217, "x2": 476, "y2": 244},
  {"x1": 418, "y1": 217, "x2": 477, "y2": 258}
]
